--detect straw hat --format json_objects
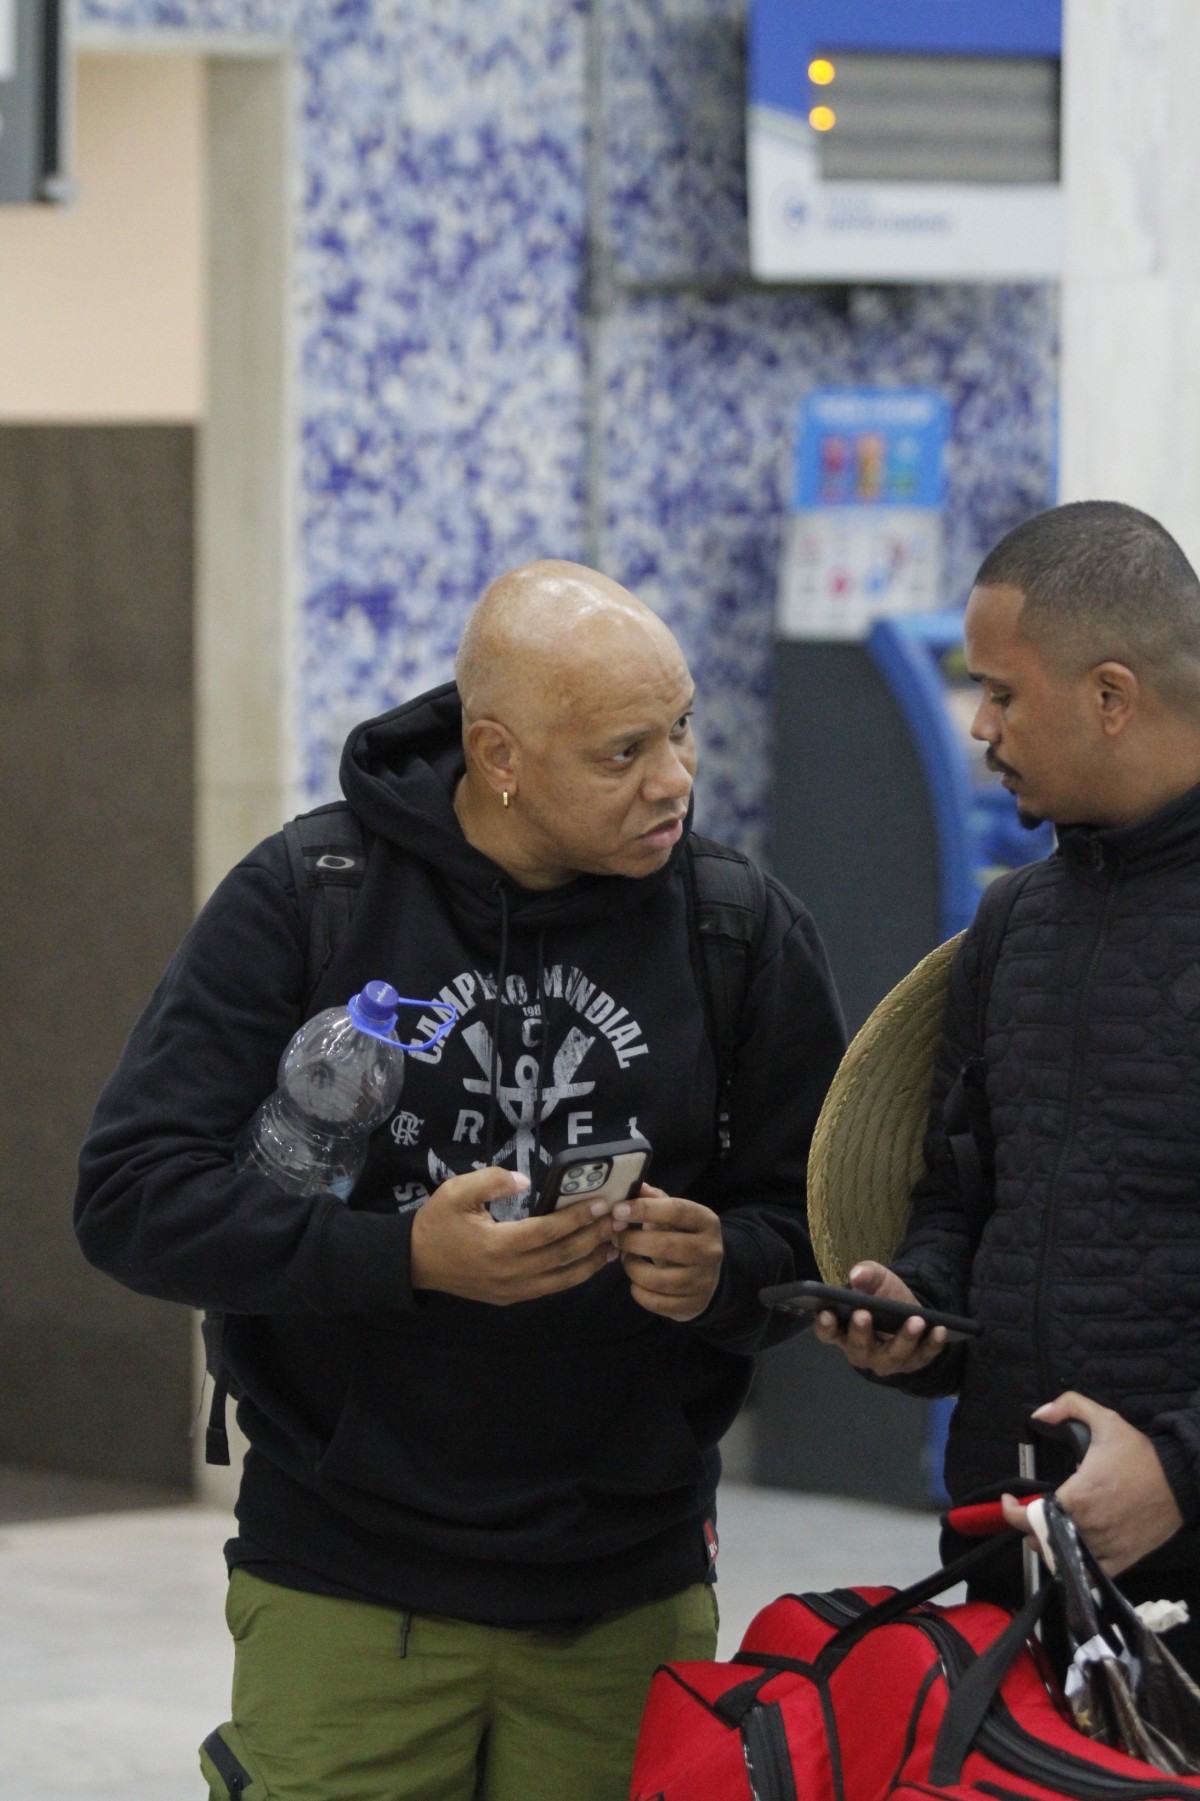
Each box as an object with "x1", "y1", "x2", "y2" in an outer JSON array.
[{"x1": 807, "y1": 932, "x2": 964, "y2": 1283}]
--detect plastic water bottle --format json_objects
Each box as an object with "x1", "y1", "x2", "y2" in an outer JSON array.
[{"x1": 241, "y1": 981, "x2": 407, "y2": 1200}]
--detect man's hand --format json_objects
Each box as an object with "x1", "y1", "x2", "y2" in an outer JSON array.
[
  {"x1": 612, "y1": 1184, "x2": 723, "y2": 1321},
  {"x1": 410, "y1": 1167, "x2": 618, "y2": 1305},
  {"x1": 1000, "y1": 1393, "x2": 1184, "y2": 1575},
  {"x1": 810, "y1": 1260, "x2": 950, "y2": 1376}
]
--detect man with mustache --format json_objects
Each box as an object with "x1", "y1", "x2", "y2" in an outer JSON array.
[
  {"x1": 75, "y1": 559, "x2": 845, "y2": 1800},
  {"x1": 816, "y1": 500, "x2": 1200, "y2": 1674}
]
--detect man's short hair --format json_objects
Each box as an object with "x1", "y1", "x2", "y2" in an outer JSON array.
[{"x1": 976, "y1": 500, "x2": 1200, "y2": 716}]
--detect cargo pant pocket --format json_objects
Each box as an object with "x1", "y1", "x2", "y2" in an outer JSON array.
[{"x1": 200, "y1": 1721, "x2": 269, "y2": 1798}]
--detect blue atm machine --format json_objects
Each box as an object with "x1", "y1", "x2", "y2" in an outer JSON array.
[{"x1": 756, "y1": 608, "x2": 1052, "y2": 1506}]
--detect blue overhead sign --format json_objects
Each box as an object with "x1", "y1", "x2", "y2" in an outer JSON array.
[
  {"x1": 747, "y1": 0, "x2": 1063, "y2": 282},
  {"x1": 752, "y1": 0, "x2": 1062, "y2": 117}
]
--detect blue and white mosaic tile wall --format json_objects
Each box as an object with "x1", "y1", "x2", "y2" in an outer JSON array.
[
  {"x1": 299, "y1": 1, "x2": 589, "y2": 790},
  {"x1": 596, "y1": 286, "x2": 1058, "y2": 851},
  {"x1": 79, "y1": 0, "x2": 1057, "y2": 853},
  {"x1": 80, "y1": 0, "x2": 591, "y2": 797},
  {"x1": 595, "y1": 0, "x2": 1057, "y2": 852}
]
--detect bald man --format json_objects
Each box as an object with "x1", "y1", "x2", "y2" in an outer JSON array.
[{"x1": 76, "y1": 560, "x2": 845, "y2": 1801}]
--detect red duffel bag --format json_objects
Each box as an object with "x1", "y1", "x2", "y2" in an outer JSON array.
[{"x1": 630, "y1": 1520, "x2": 1200, "y2": 1801}]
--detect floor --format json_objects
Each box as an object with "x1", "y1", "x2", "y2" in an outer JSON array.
[{"x1": 0, "y1": 1476, "x2": 950, "y2": 1801}]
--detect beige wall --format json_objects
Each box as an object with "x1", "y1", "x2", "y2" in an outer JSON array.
[{"x1": 0, "y1": 52, "x2": 205, "y2": 422}]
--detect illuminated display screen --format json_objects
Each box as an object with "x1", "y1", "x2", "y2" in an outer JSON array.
[
  {"x1": 747, "y1": 0, "x2": 1063, "y2": 278},
  {"x1": 809, "y1": 51, "x2": 1059, "y2": 185}
]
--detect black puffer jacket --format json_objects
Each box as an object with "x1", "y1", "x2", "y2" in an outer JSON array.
[{"x1": 892, "y1": 781, "x2": 1200, "y2": 1569}]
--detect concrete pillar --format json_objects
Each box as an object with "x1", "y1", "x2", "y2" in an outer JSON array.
[{"x1": 1059, "y1": 0, "x2": 1200, "y2": 570}]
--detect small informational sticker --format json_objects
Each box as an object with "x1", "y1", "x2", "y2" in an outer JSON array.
[
  {"x1": 0, "y1": 0, "x2": 14, "y2": 83},
  {"x1": 777, "y1": 388, "x2": 948, "y2": 641}
]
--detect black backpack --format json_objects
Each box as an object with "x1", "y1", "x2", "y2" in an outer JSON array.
[{"x1": 203, "y1": 804, "x2": 770, "y2": 1464}]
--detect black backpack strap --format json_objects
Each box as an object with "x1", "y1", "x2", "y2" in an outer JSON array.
[
  {"x1": 684, "y1": 835, "x2": 770, "y2": 1160},
  {"x1": 204, "y1": 1371, "x2": 232, "y2": 1467},
  {"x1": 281, "y1": 802, "x2": 370, "y2": 1005},
  {"x1": 204, "y1": 806, "x2": 369, "y2": 1467},
  {"x1": 942, "y1": 861, "x2": 1042, "y2": 1249},
  {"x1": 200, "y1": 1312, "x2": 232, "y2": 1466},
  {"x1": 943, "y1": 1056, "x2": 992, "y2": 1252}
]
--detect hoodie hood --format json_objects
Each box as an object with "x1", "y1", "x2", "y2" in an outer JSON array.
[{"x1": 339, "y1": 681, "x2": 692, "y2": 933}]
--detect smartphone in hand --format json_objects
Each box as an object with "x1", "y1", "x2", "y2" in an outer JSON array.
[
  {"x1": 759, "y1": 1279, "x2": 982, "y2": 1343},
  {"x1": 531, "y1": 1137, "x2": 651, "y2": 1216}
]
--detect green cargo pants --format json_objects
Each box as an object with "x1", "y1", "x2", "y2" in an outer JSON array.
[{"x1": 200, "y1": 1568, "x2": 718, "y2": 1801}]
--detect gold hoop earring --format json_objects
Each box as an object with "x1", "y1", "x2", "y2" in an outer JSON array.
[{"x1": 502, "y1": 790, "x2": 511, "y2": 808}]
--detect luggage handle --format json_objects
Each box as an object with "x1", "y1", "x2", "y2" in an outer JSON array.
[
  {"x1": 1027, "y1": 1416, "x2": 1092, "y2": 1466},
  {"x1": 946, "y1": 1495, "x2": 1047, "y2": 1538},
  {"x1": 941, "y1": 1417, "x2": 1091, "y2": 1556},
  {"x1": 1019, "y1": 1417, "x2": 1091, "y2": 1609}
]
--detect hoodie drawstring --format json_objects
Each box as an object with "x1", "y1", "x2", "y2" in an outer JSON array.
[
  {"x1": 483, "y1": 881, "x2": 509, "y2": 1170},
  {"x1": 483, "y1": 889, "x2": 550, "y2": 1213},
  {"x1": 530, "y1": 929, "x2": 549, "y2": 1205}
]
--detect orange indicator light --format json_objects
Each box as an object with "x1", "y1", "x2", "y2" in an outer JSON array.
[
  {"x1": 808, "y1": 104, "x2": 836, "y2": 132},
  {"x1": 808, "y1": 58, "x2": 836, "y2": 85}
]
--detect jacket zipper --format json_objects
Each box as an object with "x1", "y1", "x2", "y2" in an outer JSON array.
[{"x1": 1031, "y1": 872, "x2": 1117, "y2": 1405}]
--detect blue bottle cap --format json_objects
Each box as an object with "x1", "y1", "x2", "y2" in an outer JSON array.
[{"x1": 348, "y1": 981, "x2": 400, "y2": 1035}]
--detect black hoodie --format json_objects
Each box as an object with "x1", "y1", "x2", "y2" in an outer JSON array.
[{"x1": 75, "y1": 685, "x2": 845, "y2": 1623}]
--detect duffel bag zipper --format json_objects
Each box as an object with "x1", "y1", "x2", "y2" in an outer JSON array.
[
  {"x1": 742, "y1": 1700, "x2": 800, "y2": 1801},
  {"x1": 975, "y1": 1781, "x2": 1056, "y2": 1801},
  {"x1": 796, "y1": 1592, "x2": 1198, "y2": 1801},
  {"x1": 800, "y1": 1590, "x2": 870, "y2": 1628},
  {"x1": 914, "y1": 1612, "x2": 1199, "y2": 1801},
  {"x1": 891, "y1": 1785, "x2": 1043, "y2": 1801}
]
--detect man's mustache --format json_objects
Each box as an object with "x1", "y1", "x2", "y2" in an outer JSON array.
[{"x1": 985, "y1": 750, "x2": 1020, "y2": 781}]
